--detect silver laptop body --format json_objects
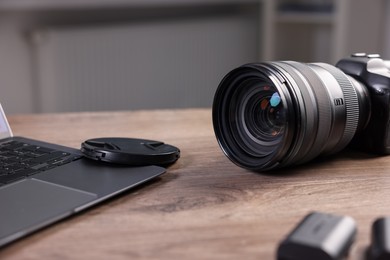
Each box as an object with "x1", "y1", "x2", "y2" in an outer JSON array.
[{"x1": 0, "y1": 104, "x2": 165, "y2": 247}]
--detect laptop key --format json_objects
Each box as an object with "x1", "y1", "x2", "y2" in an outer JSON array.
[
  {"x1": 31, "y1": 163, "x2": 50, "y2": 171},
  {"x1": 3, "y1": 142, "x2": 26, "y2": 151},
  {"x1": 21, "y1": 145, "x2": 41, "y2": 152},
  {"x1": 3, "y1": 164, "x2": 24, "y2": 172},
  {"x1": 0, "y1": 171, "x2": 28, "y2": 184},
  {"x1": 35, "y1": 147, "x2": 55, "y2": 153},
  {"x1": 49, "y1": 155, "x2": 82, "y2": 165},
  {"x1": 15, "y1": 168, "x2": 40, "y2": 176},
  {"x1": 30, "y1": 151, "x2": 70, "y2": 164}
]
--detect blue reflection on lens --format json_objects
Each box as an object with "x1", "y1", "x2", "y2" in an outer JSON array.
[{"x1": 270, "y1": 92, "x2": 281, "y2": 107}]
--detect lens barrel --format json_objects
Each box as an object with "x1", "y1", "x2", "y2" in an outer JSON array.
[{"x1": 212, "y1": 61, "x2": 369, "y2": 171}]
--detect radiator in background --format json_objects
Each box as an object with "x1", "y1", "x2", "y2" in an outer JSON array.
[{"x1": 31, "y1": 14, "x2": 258, "y2": 113}]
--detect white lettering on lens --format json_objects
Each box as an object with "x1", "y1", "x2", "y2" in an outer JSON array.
[{"x1": 334, "y1": 98, "x2": 344, "y2": 106}]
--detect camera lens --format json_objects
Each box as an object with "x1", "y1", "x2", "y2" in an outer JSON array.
[{"x1": 213, "y1": 61, "x2": 369, "y2": 171}]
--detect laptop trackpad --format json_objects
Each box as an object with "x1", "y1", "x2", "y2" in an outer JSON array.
[{"x1": 0, "y1": 179, "x2": 96, "y2": 240}]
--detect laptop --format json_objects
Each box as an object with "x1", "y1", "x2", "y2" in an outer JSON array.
[{"x1": 0, "y1": 104, "x2": 166, "y2": 247}]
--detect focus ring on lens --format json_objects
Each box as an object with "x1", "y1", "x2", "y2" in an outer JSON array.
[
  {"x1": 273, "y1": 61, "x2": 333, "y2": 165},
  {"x1": 314, "y1": 63, "x2": 359, "y2": 151}
]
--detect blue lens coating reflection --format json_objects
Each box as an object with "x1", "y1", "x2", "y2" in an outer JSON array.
[{"x1": 270, "y1": 92, "x2": 281, "y2": 107}]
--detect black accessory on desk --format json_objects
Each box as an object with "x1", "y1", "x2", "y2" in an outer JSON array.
[
  {"x1": 81, "y1": 137, "x2": 180, "y2": 166},
  {"x1": 277, "y1": 211, "x2": 357, "y2": 260},
  {"x1": 369, "y1": 217, "x2": 390, "y2": 260}
]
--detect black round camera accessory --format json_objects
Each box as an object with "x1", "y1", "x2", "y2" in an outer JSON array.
[{"x1": 81, "y1": 137, "x2": 180, "y2": 166}]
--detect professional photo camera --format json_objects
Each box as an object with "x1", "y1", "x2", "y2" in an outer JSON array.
[{"x1": 213, "y1": 53, "x2": 390, "y2": 171}]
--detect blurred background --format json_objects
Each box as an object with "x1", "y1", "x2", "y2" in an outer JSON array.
[{"x1": 0, "y1": 0, "x2": 389, "y2": 114}]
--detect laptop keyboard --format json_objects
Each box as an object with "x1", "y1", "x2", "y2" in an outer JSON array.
[{"x1": 0, "y1": 140, "x2": 82, "y2": 185}]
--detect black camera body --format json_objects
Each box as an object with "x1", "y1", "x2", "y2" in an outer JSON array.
[{"x1": 336, "y1": 54, "x2": 390, "y2": 154}]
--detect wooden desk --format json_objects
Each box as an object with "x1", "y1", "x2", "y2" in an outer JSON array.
[{"x1": 1, "y1": 109, "x2": 389, "y2": 260}]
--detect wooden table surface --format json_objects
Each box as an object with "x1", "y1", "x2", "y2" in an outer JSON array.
[{"x1": 1, "y1": 108, "x2": 389, "y2": 260}]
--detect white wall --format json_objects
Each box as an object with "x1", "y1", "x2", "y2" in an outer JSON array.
[
  {"x1": 1, "y1": 0, "x2": 389, "y2": 114},
  {"x1": 0, "y1": 12, "x2": 36, "y2": 114},
  {"x1": 384, "y1": 0, "x2": 390, "y2": 59},
  {"x1": 0, "y1": 2, "x2": 260, "y2": 114}
]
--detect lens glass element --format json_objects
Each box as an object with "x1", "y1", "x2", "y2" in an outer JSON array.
[{"x1": 234, "y1": 81, "x2": 287, "y2": 158}]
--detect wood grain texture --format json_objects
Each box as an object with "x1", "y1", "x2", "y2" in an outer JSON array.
[{"x1": 1, "y1": 108, "x2": 389, "y2": 260}]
